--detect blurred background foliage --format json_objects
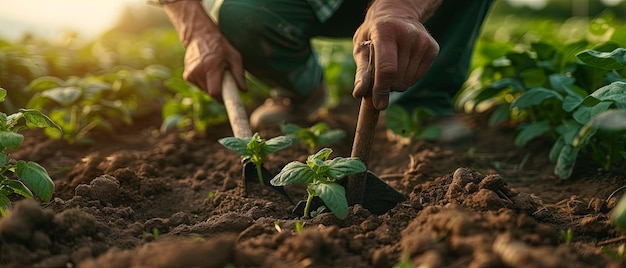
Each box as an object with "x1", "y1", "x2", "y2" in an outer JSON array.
[{"x1": 0, "y1": 0, "x2": 625, "y2": 117}]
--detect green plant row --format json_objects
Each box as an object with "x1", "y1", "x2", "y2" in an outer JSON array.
[
  {"x1": 458, "y1": 11, "x2": 626, "y2": 179},
  {"x1": 0, "y1": 88, "x2": 59, "y2": 215},
  {"x1": 25, "y1": 65, "x2": 171, "y2": 144}
]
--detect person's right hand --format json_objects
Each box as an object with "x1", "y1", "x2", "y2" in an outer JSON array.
[
  {"x1": 183, "y1": 31, "x2": 247, "y2": 102},
  {"x1": 164, "y1": 1, "x2": 247, "y2": 102},
  {"x1": 352, "y1": 0, "x2": 441, "y2": 110}
]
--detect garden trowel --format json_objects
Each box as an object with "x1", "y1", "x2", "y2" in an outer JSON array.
[
  {"x1": 221, "y1": 71, "x2": 293, "y2": 203},
  {"x1": 295, "y1": 43, "x2": 405, "y2": 216},
  {"x1": 343, "y1": 41, "x2": 405, "y2": 214}
]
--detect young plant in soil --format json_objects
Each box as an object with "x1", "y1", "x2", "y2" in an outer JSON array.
[
  {"x1": 383, "y1": 105, "x2": 441, "y2": 141},
  {"x1": 280, "y1": 122, "x2": 346, "y2": 153},
  {"x1": 161, "y1": 76, "x2": 228, "y2": 134},
  {"x1": 0, "y1": 88, "x2": 59, "y2": 215},
  {"x1": 463, "y1": 40, "x2": 626, "y2": 178},
  {"x1": 270, "y1": 148, "x2": 366, "y2": 219},
  {"x1": 219, "y1": 132, "x2": 292, "y2": 185}
]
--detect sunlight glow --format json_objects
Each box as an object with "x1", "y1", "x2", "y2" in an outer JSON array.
[{"x1": 0, "y1": 0, "x2": 140, "y2": 40}]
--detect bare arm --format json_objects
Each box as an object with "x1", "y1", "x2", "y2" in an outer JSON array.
[
  {"x1": 163, "y1": 1, "x2": 247, "y2": 102},
  {"x1": 353, "y1": 0, "x2": 441, "y2": 110}
]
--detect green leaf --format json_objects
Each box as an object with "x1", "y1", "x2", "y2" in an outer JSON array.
[
  {"x1": 6, "y1": 112, "x2": 24, "y2": 130},
  {"x1": 590, "y1": 81, "x2": 626, "y2": 105},
  {"x1": 559, "y1": 121, "x2": 584, "y2": 145},
  {"x1": 510, "y1": 88, "x2": 563, "y2": 110},
  {"x1": 42, "y1": 87, "x2": 82, "y2": 106},
  {"x1": 549, "y1": 73, "x2": 575, "y2": 91},
  {"x1": 19, "y1": 109, "x2": 61, "y2": 130},
  {"x1": 318, "y1": 129, "x2": 346, "y2": 145},
  {"x1": 415, "y1": 125, "x2": 441, "y2": 141},
  {"x1": 611, "y1": 192, "x2": 626, "y2": 233},
  {"x1": 573, "y1": 124, "x2": 599, "y2": 148},
  {"x1": 573, "y1": 101, "x2": 613, "y2": 124},
  {"x1": 384, "y1": 105, "x2": 411, "y2": 136},
  {"x1": 15, "y1": 161, "x2": 55, "y2": 202},
  {"x1": 514, "y1": 120, "x2": 551, "y2": 147},
  {"x1": 264, "y1": 135, "x2": 292, "y2": 154},
  {"x1": 531, "y1": 42, "x2": 556, "y2": 61},
  {"x1": 26, "y1": 76, "x2": 67, "y2": 92},
  {"x1": 520, "y1": 68, "x2": 547, "y2": 88},
  {"x1": 563, "y1": 95, "x2": 584, "y2": 112},
  {"x1": 160, "y1": 114, "x2": 184, "y2": 132},
  {"x1": 218, "y1": 136, "x2": 250, "y2": 157},
  {"x1": 488, "y1": 104, "x2": 511, "y2": 126},
  {"x1": 0, "y1": 194, "x2": 11, "y2": 213},
  {"x1": 0, "y1": 131, "x2": 24, "y2": 150},
  {"x1": 576, "y1": 48, "x2": 626, "y2": 70},
  {"x1": 310, "y1": 182, "x2": 348, "y2": 219},
  {"x1": 0, "y1": 88, "x2": 6, "y2": 102},
  {"x1": 311, "y1": 148, "x2": 333, "y2": 161},
  {"x1": 280, "y1": 123, "x2": 302, "y2": 136},
  {"x1": 271, "y1": 162, "x2": 317, "y2": 186},
  {"x1": 4, "y1": 180, "x2": 34, "y2": 198},
  {"x1": 555, "y1": 145, "x2": 580, "y2": 179},
  {"x1": 475, "y1": 78, "x2": 524, "y2": 105},
  {"x1": 582, "y1": 96, "x2": 601, "y2": 107},
  {"x1": 327, "y1": 157, "x2": 366, "y2": 179}
]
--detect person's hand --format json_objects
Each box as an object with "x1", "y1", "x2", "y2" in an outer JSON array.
[
  {"x1": 164, "y1": 1, "x2": 247, "y2": 102},
  {"x1": 183, "y1": 31, "x2": 247, "y2": 102},
  {"x1": 352, "y1": 0, "x2": 441, "y2": 110}
]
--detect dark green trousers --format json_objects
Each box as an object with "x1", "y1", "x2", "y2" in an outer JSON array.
[{"x1": 217, "y1": 0, "x2": 494, "y2": 114}]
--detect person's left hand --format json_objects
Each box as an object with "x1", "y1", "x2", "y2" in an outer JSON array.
[{"x1": 352, "y1": 0, "x2": 440, "y2": 110}]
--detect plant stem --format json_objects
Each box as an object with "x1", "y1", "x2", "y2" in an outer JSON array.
[
  {"x1": 304, "y1": 193, "x2": 314, "y2": 218},
  {"x1": 255, "y1": 164, "x2": 264, "y2": 186}
]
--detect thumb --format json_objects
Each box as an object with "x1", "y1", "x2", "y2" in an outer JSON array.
[{"x1": 353, "y1": 41, "x2": 373, "y2": 98}]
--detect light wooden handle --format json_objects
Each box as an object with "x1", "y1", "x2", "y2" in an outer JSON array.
[
  {"x1": 347, "y1": 95, "x2": 379, "y2": 205},
  {"x1": 222, "y1": 71, "x2": 252, "y2": 138},
  {"x1": 350, "y1": 95, "x2": 379, "y2": 164}
]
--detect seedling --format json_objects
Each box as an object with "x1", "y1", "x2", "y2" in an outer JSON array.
[
  {"x1": 274, "y1": 220, "x2": 282, "y2": 233},
  {"x1": 603, "y1": 244, "x2": 625, "y2": 263},
  {"x1": 152, "y1": 227, "x2": 160, "y2": 240},
  {"x1": 560, "y1": 228, "x2": 573, "y2": 244},
  {"x1": 280, "y1": 122, "x2": 346, "y2": 153},
  {"x1": 462, "y1": 41, "x2": 626, "y2": 179},
  {"x1": 0, "y1": 88, "x2": 59, "y2": 215},
  {"x1": 270, "y1": 148, "x2": 366, "y2": 219},
  {"x1": 161, "y1": 76, "x2": 228, "y2": 134},
  {"x1": 219, "y1": 132, "x2": 292, "y2": 185},
  {"x1": 294, "y1": 220, "x2": 303, "y2": 234},
  {"x1": 383, "y1": 105, "x2": 441, "y2": 141}
]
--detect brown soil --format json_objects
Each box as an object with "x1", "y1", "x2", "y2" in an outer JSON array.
[{"x1": 2, "y1": 98, "x2": 625, "y2": 268}]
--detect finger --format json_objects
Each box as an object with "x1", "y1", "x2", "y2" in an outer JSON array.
[
  {"x1": 392, "y1": 44, "x2": 410, "y2": 92},
  {"x1": 391, "y1": 31, "x2": 414, "y2": 92},
  {"x1": 184, "y1": 68, "x2": 208, "y2": 94},
  {"x1": 372, "y1": 40, "x2": 397, "y2": 110},
  {"x1": 413, "y1": 37, "x2": 439, "y2": 84},
  {"x1": 227, "y1": 52, "x2": 248, "y2": 92},
  {"x1": 352, "y1": 40, "x2": 373, "y2": 98},
  {"x1": 206, "y1": 67, "x2": 224, "y2": 102}
]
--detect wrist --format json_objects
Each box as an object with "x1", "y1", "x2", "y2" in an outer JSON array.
[
  {"x1": 148, "y1": 0, "x2": 202, "y2": 6},
  {"x1": 163, "y1": 0, "x2": 219, "y2": 48},
  {"x1": 367, "y1": 0, "x2": 441, "y2": 23}
]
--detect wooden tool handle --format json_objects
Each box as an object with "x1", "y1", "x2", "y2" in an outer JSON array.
[
  {"x1": 222, "y1": 71, "x2": 252, "y2": 138},
  {"x1": 350, "y1": 96, "x2": 379, "y2": 164},
  {"x1": 347, "y1": 95, "x2": 380, "y2": 205}
]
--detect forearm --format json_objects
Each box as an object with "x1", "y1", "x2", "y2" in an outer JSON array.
[
  {"x1": 163, "y1": 1, "x2": 219, "y2": 48},
  {"x1": 367, "y1": 0, "x2": 442, "y2": 23}
]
